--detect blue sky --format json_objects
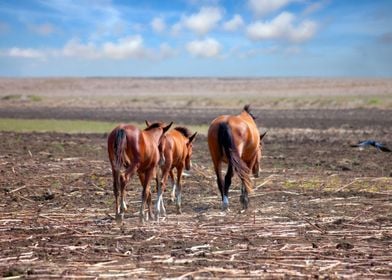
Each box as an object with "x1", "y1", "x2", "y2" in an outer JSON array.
[{"x1": 0, "y1": 0, "x2": 391, "y2": 77}]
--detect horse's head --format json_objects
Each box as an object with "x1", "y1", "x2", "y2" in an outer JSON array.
[
  {"x1": 243, "y1": 104, "x2": 256, "y2": 120},
  {"x1": 185, "y1": 132, "x2": 197, "y2": 170},
  {"x1": 260, "y1": 131, "x2": 267, "y2": 149}
]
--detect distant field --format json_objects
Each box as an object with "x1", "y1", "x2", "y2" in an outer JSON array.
[
  {"x1": 0, "y1": 118, "x2": 209, "y2": 134},
  {"x1": 0, "y1": 118, "x2": 118, "y2": 134},
  {"x1": 0, "y1": 77, "x2": 391, "y2": 109}
]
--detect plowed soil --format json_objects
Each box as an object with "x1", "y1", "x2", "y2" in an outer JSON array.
[{"x1": 0, "y1": 78, "x2": 391, "y2": 278}]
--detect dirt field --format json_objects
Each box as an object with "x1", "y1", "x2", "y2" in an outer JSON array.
[{"x1": 0, "y1": 78, "x2": 392, "y2": 278}]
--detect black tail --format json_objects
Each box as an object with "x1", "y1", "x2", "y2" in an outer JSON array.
[
  {"x1": 218, "y1": 122, "x2": 253, "y2": 193},
  {"x1": 114, "y1": 128, "x2": 127, "y2": 172}
]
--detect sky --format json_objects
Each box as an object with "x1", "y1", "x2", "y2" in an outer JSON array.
[{"x1": 0, "y1": 0, "x2": 391, "y2": 77}]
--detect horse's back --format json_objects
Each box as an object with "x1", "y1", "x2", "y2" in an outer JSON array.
[
  {"x1": 164, "y1": 130, "x2": 187, "y2": 166},
  {"x1": 208, "y1": 113, "x2": 259, "y2": 162},
  {"x1": 138, "y1": 129, "x2": 161, "y2": 169}
]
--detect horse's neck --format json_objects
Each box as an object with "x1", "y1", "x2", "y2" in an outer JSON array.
[
  {"x1": 240, "y1": 111, "x2": 254, "y2": 122},
  {"x1": 143, "y1": 129, "x2": 162, "y2": 145}
]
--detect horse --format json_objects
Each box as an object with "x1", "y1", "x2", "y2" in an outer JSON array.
[
  {"x1": 207, "y1": 105, "x2": 264, "y2": 211},
  {"x1": 251, "y1": 131, "x2": 267, "y2": 178},
  {"x1": 107, "y1": 121, "x2": 172, "y2": 223},
  {"x1": 153, "y1": 125, "x2": 197, "y2": 218}
]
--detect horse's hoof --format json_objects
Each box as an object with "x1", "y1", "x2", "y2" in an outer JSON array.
[
  {"x1": 115, "y1": 213, "x2": 124, "y2": 224},
  {"x1": 222, "y1": 195, "x2": 229, "y2": 211},
  {"x1": 240, "y1": 203, "x2": 248, "y2": 211},
  {"x1": 222, "y1": 204, "x2": 230, "y2": 212}
]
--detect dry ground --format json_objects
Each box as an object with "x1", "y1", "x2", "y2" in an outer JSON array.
[
  {"x1": 0, "y1": 78, "x2": 391, "y2": 278},
  {"x1": 1, "y1": 77, "x2": 392, "y2": 109}
]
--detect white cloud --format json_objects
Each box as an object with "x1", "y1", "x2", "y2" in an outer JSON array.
[
  {"x1": 28, "y1": 23, "x2": 55, "y2": 36},
  {"x1": 103, "y1": 36, "x2": 146, "y2": 59},
  {"x1": 39, "y1": 1, "x2": 127, "y2": 40},
  {"x1": 248, "y1": 0, "x2": 300, "y2": 17},
  {"x1": 223, "y1": 14, "x2": 244, "y2": 31},
  {"x1": 2, "y1": 36, "x2": 171, "y2": 61},
  {"x1": 182, "y1": 6, "x2": 223, "y2": 35},
  {"x1": 62, "y1": 39, "x2": 99, "y2": 59},
  {"x1": 285, "y1": 46, "x2": 301, "y2": 54},
  {"x1": 151, "y1": 17, "x2": 166, "y2": 33},
  {"x1": 303, "y1": 0, "x2": 330, "y2": 16},
  {"x1": 246, "y1": 12, "x2": 317, "y2": 43},
  {"x1": 158, "y1": 43, "x2": 177, "y2": 59},
  {"x1": 170, "y1": 22, "x2": 183, "y2": 36},
  {"x1": 186, "y1": 38, "x2": 221, "y2": 58},
  {"x1": 7, "y1": 47, "x2": 46, "y2": 58},
  {"x1": 186, "y1": 0, "x2": 221, "y2": 5}
]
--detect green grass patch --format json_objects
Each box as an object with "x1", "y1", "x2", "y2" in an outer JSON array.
[
  {"x1": 28, "y1": 95, "x2": 43, "y2": 102},
  {"x1": 1, "y1": 94, "x2": 43, "y2": 102},
  {"x1": 0, "y1": 118, "x2": 209, "y2": 134},
  {"x1": 366, "y1": 98, "x2": 381, "y2": 106},
  {"x1": 0, "y1": 118, "x2": 119, "y2": 134},
  {"x1": 1, "y1": 94, "x2": 22, "y2": 100}
]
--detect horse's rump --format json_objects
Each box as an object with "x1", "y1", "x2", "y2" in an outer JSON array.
[
  {"x1": 114, "y1": 128, "x2": 127, "y2": 171},
  {"x1": 217, "y1": 122, "x2": 253, "y2": 193}
]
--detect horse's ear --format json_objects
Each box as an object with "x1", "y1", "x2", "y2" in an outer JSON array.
[
  {"x1": 145, "y1": 120, "x2": 151, "y2": 127},
  {"x1": 260, "y1": 131, "x2": 267, "y2": 141},
  {"x1": 163, "y1": 122, "x2": 173, "y2": 133},
  {"x1": 188, "y1": 132, "x2": 197, "y2": 143}
]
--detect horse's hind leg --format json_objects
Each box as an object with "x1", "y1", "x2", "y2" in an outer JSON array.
[
  {"x1": 222, "y1": 164, "x2": 233, "y2": 211},
  {"x1": 240, "y1": 182, "x2": 249, "y2": 211},
  {"x1": 112, "y1": 170, "x2": 121, "y2": 222},
  {"x1": 213, "y1": 162, "x2": 226, "y2": 211},
  {"x1": 147, "y1": 187, "x2": 154, "y2": 221},
  {"x1": 155, "y1": 166, "x2": 170, "y2": 220},
  {"x1": 175, "y1": 166, "x2": 184, "y2": 214},
  {"x1": 146, "y1": 168, "x2": 156, "y2": 221},
  {"x1": 118, "y1": 161, "x2": 138, "y2": 220},
  {"x1": 170, "y1": 170, "x2": 176, "y2": 202},
  {"x1": 139, "y1": 168, "x2": 155, "y2": 223}
]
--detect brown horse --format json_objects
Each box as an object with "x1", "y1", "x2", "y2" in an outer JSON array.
[
  {"x1": 208, "y1": 105, "x2": 263, "y2": 211},
  {"x1": 107, "y1": 121, "x2": 172, "y2": 222},
  {"x1": 154, "y1": 126, "x2": 197, "y2": 218}
]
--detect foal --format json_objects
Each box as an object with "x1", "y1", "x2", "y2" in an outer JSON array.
[
  {"x1": 154, "y1": 126, "x2": 197, "y2": 218},
  {"x1": 208, "y1": 105, "x2": 262, "y2": 211},
  {"x1": 107, "y1": 121, "x2": 172, "y2": 222}
]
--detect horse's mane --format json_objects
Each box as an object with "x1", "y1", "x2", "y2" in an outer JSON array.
[
  {"x1": 145, "y1": 122, "x2": 163, "y2": 131},
  {"x1": 243, "y1": 104, "x2": 256, "y2": 120},
  {"x1": 174, "y1": 126, "x2": 192, "y2": 138}
]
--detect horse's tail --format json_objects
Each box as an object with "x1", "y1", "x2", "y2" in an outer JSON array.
[
  {"x1": 114, "y1": 128, "x2": 127, "y2": 172},
  {"x1": 218, "y1": 122, "x2": 253, "y2": 193}
]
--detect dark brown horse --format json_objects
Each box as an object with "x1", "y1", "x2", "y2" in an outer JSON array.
[
  {"x1": 154, "y1": 126, "x2": 197, "y2": 218},
  {"x1": 208, "y1": 105, "x2": 263, "y2": 211},
  {"x1": 107, "y1": 121, "x2": 172, "y2": 222}
]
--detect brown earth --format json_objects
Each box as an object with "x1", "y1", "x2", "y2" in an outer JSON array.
[
  {"x1": 1, "y1": 114, "x2": 392, "y2": 279},
  {"x1": 1, "y1": 106, "x2": 392, "y2": 130},
  {"x1": 0, "y1": 78, "x2": 391, "y2": 278}
]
